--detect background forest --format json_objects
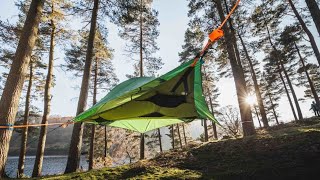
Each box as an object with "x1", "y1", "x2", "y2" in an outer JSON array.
[{"x1": 0, "y1": 0, "x2": 320, "y2": 178}]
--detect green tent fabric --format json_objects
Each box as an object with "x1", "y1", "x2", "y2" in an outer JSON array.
[{"x1": 74, "y1": 59, "x2": 218, "y2": 133}]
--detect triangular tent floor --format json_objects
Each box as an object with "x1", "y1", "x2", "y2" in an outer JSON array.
[{"x1": 74, "y1": 59, "x2": 217, "y2": 133}]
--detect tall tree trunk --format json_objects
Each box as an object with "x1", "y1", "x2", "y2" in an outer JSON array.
[
  {"x1": 182, "y1": 124, "x2": 187, "y2": 145},
  {"x1": 268, "y1": 94, "x2": 279, "y2": 125},
  {"x1": 171, "y1": 125, "x2": 175, "y2": 149},
  {"x1": 176, "y1": 124, "x2": 183, "y2": 148},
  {"x1": 203, "y1": 67, "x2": 218, "y2": 139},
  {"x1": 157, "y1": 128, "x2": 162, "y2": 152},
  {"x1": 0, "y1": 0, "x2": 44, "y2": 176},
  {"x1": 139, "y1": 134, "x2": 145, "y2": 159},
  {"x1": 265, "y1": 25, "x2": 300, "y2": 121},
  {"x1": 279, "y1": 60, "x2": 303, "y2": 120},
  {"x1": 288, "y1": 0, "x2": 320, "y2": 66},
  {"x1": 216, "y1": 0, "x2": 255, "y2": 136},
  {"x1": 32, "y1": 16, "x2": 55, "y2": 177},
  {"x1": 295, "y1": 42, "x2": 320, "y2": 105},
  {"x1": 208, "y1": 96, "x2": 218, "y2": 139},
  {"x1": 203, "y1": 120, "x2": 209, "y2": 142},
  {"x1": 138, "y1": 0, "x2": 145, "y2": 160},
  {"x1": 253, "y1": 106, "x2": 262, "y2": 128},
  {"x1": 104, "y1": 126, "x2": 108, "y2": 158},
  {"x1": 89, "y1": 58, "x2": 99, "y2": 170},
  {"x1": 237, "y1": 32, "x2": 269, "y2": 127},
  {"x1": 278, "y1": 67, "x2": 298, "y2": 121},
  {"x1": 17, "y1": 62, "x2": 33, "y2": 178},
  {"x1": 65, "y1": 0, "x2": 99, "y2": 173},
  {"x1": 305, "y1": 0, "x2": 320, "y2": 37}
]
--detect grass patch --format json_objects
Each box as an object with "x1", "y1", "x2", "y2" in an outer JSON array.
[{"x1": 38, "y1": 118, "x2": 320, "y2": 179}]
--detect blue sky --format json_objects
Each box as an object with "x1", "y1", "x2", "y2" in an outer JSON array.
[{"x1": 0, "y1": 0, "x2": 317, "y2": 127}]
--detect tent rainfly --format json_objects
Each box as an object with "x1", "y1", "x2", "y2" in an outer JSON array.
[{"x1": 74, "y1": 59, "x2": 218, "y2": 133}]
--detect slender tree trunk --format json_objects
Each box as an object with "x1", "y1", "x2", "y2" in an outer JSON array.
[
  {"x1": 279, "y1": 60, "x2": 303, "y2": 120},
  {"x1": 182, "y1": 124, "x2": 187, "y2": 145},
  {"x1": 65, "y1": 0, "x2": 99, "y2": 173},
  {"x1": 305, "y1": 0, "x2": 320, "y2": 37},
  {"x1": 203, "y1": 120, "x2": 209, "y2": 142},
  {"x1": 157, "y1": 128, "x2": 162, "y2": 152},
  {"x1": 171, "y1": 125, "x2": 175, "y2": 149},
  {"x1": 288, "y1": 0, "x2": 320, "y2": 66},
  {"x1": 278, "y1": 67, "x2": 298, "y2": 121},
  {"x1": 138, "y1": 0, "x2": 145, "y2": 159},
  {"x1": 237, "y1": 32, "x2": 269, "y2": 127},
  {"x1": 89, "y1": 59, "x2": 99, "y2": 170},
  {"x1": 139, "y1": 133, "x2": 145, "y2": 159},
  {"x1": 216, "y1": 0, "x2": 255, "y2": 136},
  {"x1": 0, "y1": 0, "x2": 44, "y2": 176},
  {"x1": 268, "y1": 94, "x2": 279, "y2": 125},
  {"x1": 254, "y1": 106, "x2": 262, "y2": 128},
  {"x1": 295, "y1": 42, "x2": 320, "y2": 105},
  {"x1": 176, "y1": 124, "x2": 183, "y2": 148},
  {"x1": 104, "y1": 126, "x2": 107, "y2": 157},
  {"x1": 203, "y1": 67, "x2": 218, "y2": 139},
  {"x1": 208, "y1": 96, "x2": 218, "y2": 139},
  {"x1": 32, "y1": 17, "x2": 55, "y2": 177},
  {"x1": 17, "y1": 62, "x2": 33, "y2": 178}
]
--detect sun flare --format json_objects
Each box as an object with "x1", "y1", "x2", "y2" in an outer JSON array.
[{"x1": 245, "y1": 95, "x2": 257, "y2": 106}]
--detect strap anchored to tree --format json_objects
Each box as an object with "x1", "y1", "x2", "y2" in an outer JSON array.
[{"x1": 191, "y1": 0, "x2": 241, "y2": 67}]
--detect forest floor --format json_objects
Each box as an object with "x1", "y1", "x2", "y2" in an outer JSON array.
[{"x1": 36, "y1": 117, "x2": 320, "y2": 180}]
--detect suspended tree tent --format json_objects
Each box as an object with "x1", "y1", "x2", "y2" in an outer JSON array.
[
  {"x1": 73, "y1": 0, "x2": 242, "y2": 134},
  {"x1": 74, "y1": 59, "x2": 218, "y2": 133}
]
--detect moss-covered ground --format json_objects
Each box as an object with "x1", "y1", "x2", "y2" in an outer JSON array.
[{"x1": 37, "y1": 118, "x2": 320, "y2": 179}]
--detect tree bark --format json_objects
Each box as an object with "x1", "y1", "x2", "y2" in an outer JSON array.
[
  {"x1": 268, "y1": 94, "x2": 279, "y2": 125},
  {"x1": 182, "y1": 124, "x2": 187, "y2": 145},
  {"x1": 203, "y1": 120, "x2": 209, "y2": 142},
  {"x1": 139, "y1": 133, "x2": 145, "y2": 159},
  {"x1": 176, "y1": 124, "x2": 183, "y2": 148},
  {"x1": 237, "y1": 32, "x2": 269, "y2": 127},
  {"x1": 253, "y1": 106, "x2": 262, "y2": 128},
  {"x1": 89, "y1": 58, "x2": 99, "y2": 170},
  {"x1": 65, "y1": 0, "x2": 99, "y2": 173},
  {"x1": 157, "y1": 128, "x2": 162, "y2": 152},
  {"x1": 32, "y1": 16, "x2": 55, "y2": 177},
  {"x1": 295, "y1": 42, "x2": 320, "y2": 106},
  {"x1": 171, "y1": 125, "x2": 175, "y2": 149},
  {"x1": 305, "y1": 0, "x2": 320, "y2": 37},
  {"x1": 0, "y1": 0, "x2": 44, "y2": 176},
  {"x1": 104, "y1": 126, "x2": 108, "y2": 158},
  {"x1": 215, "y1": 0, "x2": 255, "y2": 136},
  {"x1": 17, "y1": 62, "x2": 33, "y2": 178},
  {"x1": 288, "y1": 0, "x2": 320, "y2": 66}
]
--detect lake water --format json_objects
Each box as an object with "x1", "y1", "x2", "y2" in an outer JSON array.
[{"x1": 5, "y1": 155, "x2": 88, "y2": 178}]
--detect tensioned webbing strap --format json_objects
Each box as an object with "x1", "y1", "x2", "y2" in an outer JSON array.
[{"x1": 191, "y1": 0, "x2": 241, "y2": 67}]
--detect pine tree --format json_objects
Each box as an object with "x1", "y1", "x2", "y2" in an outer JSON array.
[
  {"x1": 115, "y1": 0, "x2": 163, "y2": 159},
  {"x1": 32, "y1": 0, "x2": 71, "y2": 176},
  {"x1": 0, "y1": 0, "x2": 45, "y2": 177},
  {"x1": 305, "y1": 0, "x2": 320, "y2": 36},
  {"x1": 65, "y1": 0, "x2": 99, "y2": 173},
  {"x1": 278, "y1": 25, "x2": 320, "y2": 107},
  {"x1": 287, "y1": 0, "x2": 320, "y2": 66},
  {"x1": 251, "y1": 1, "x2": 303, "y2": 120}
]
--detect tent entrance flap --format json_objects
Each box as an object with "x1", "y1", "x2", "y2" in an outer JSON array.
[{"x1": 75, "y1": 59, "x2": 217, "y2": 133}]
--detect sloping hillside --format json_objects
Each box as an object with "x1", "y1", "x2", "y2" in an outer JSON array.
[{"x1": 39, "y1": 118, "x2": 320, "y2": 180}]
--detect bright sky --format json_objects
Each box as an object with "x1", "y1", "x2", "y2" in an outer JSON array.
[{"x1": 0, "y1": 0, "x2": 317, "y2": 128}]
